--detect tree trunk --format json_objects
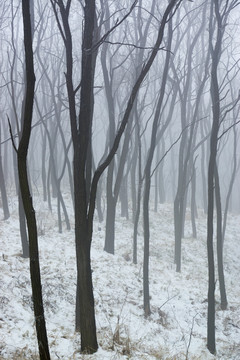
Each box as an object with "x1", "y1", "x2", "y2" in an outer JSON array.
[
  {"x1": 18, "y1": 189, "x2": 29, "y2": 258},
  {"x1": 214, "y1": 167, "x2": 227, "y2": 310},
  {"x1": 206, "y1": 142, "x2": 216, "y2": 356},
  {"x1": 18, "y1": 1, "x2": 50, "y2": 358},
  {"x1": 207, "y1": 0, "x2": 222, "y2": 353},
  {"x1": 223, "y1": 124, "x2": 237, "y2": 241},
  {"x1": 0, "y1": 154, "x2": 10, "y2": 220},
  {"x1": 104, "y1": 194, "x2": 116, "y2": 254},
  {"x1": 143, "y1": 174, "x2": 151, "y2": 317},
  {"x1": 191, "y1": 164, "x2": 197, "y2": 238}
]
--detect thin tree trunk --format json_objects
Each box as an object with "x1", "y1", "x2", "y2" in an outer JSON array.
[
  {"x1": 207, "y1": 0, "x2": 222, "y2": 353},
  {"x1": 214, "y1": 167, "x2": 227, "y2": 310},
  {"x1": 223, "y1": 125, "x2": 237, "y2": 241},
  {"x1": 0, "y1": 154, "x2": 10, "y2": 221}
]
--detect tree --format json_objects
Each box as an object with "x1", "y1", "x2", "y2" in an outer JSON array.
[
  {"x1": 172, "y1": 2, "x2": 208, "y2": 272},
  {"x1": 0, "y1": 122, "x2": 10, "y2": 220},
  {"x1": 52, "y1": 0, "x2": 182, "y2": 352},
  {"x1": 143, "y1": 8, "x2": 174, "y2": 317},
  {"x1": 15, "y1": 0, "x2": 51, "y2": 359},
  {"x1": 207, "y1": 0, "x2": 239, "y2": 353}
]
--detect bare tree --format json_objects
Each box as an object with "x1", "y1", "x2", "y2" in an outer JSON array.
[
  {"x1": 16, "y1": 0, "x2": 50, "y2": 358},
  {"x1": 51, "y1": 0, "x2": 181, "y2": 352},
  {"x1": 0, "y1": 123, "x2": 10, "y2": 220},
  {"x1": 207, "y1": 0, "x2": 239, "y2": 354}
]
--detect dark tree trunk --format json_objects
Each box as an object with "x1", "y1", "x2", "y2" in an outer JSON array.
[
  {"x1": 207, "y1": 0, "x2": 222, "y2": 354},
  {"x1": 18, "y1": 1, "x2": 50, "y2": 358},
  {"x1": 206, "y1": 142, "x2": 216, "y2": 356},
  {"x1": 74, "y1": 0, "x2": 98, "y2": 351},
  {"x1": 18, "y1": 189, "x2": 29, "y2": 258}
]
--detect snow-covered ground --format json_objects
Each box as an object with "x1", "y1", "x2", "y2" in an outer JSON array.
[{"x1": 0, "y1": 193, "x2": 240, "y2": 359}]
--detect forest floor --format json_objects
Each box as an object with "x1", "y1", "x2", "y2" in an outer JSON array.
[{"x1": 0, "y1": 193, "x2": 240, "y2": 359}]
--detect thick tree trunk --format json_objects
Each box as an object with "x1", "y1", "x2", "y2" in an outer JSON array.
[
  {"x1": 18, "y1": 159, "x2": 51, "y2": 359},
  {"x1": 74, "y1": 188, "x2": 97, "y2": 352},
  {"x1": 18, "y1": 190, "x2": 29, "y2": 258},
  {"x1": 18, "y1": 1, "x2": 50, "y2": 358}
]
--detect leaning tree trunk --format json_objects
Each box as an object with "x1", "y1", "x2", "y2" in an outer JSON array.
[{"x1": 17, "y1": 1, "x2": 50, "y2": 359}]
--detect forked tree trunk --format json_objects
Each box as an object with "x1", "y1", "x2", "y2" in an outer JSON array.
[{"x1": 52, "y1": 0, "x2": 181, "y2": 352}]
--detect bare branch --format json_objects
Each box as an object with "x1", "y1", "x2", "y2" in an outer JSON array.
[
  {"x1": 102, "y1": 40, "x2": 168, "y2": 52},
  {"x1": 91, "y1": 0, "x2": 138, "y2": 52},
  {"x1": 7, "y1": 115, "x2": 17, "y2": 152},
  {"x1": 218, "y1": 119, "x2": 240, "y2": 141}
]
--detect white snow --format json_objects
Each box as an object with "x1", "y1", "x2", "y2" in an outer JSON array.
[{"x1": 0, "y1": 193, "x2": 240, "y2": 359}]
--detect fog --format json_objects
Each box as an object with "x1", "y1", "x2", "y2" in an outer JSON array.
[{"x1": 1, "y1": 0, "x2": 240, "y2": 357}]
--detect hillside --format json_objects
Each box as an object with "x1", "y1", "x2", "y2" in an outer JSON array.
[{"x1": 0, "y1": 194, "x2": 240, "y2": 359}]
